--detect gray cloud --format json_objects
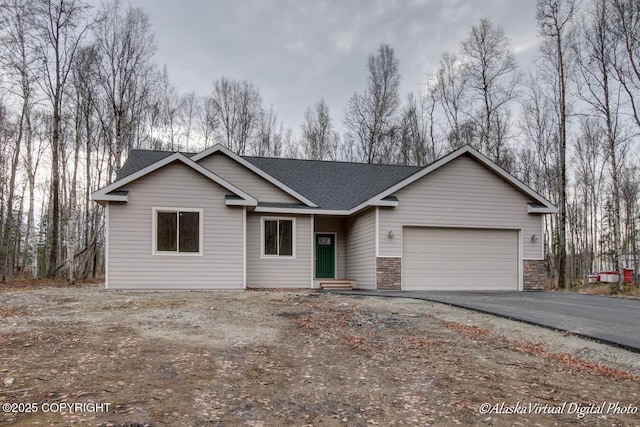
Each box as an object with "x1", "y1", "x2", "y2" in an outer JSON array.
[{"x1": 125, "y1": 0, "x2": 538, "y2": 135}]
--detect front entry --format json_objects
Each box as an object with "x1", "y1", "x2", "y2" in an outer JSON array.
[{"x1": 315, "y1": 234, "x2": 335, "y2": 278}]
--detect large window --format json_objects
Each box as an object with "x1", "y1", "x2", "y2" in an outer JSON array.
[
  {"x1": 153, "y1": 208, "x2": 203, "y2": 255},
  {"x1": 262, "y1": 217, "x2": 295, "y2": 257}
]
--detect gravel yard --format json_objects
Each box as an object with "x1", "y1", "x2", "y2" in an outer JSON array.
[{"x1": 1, "y1": 284, "x2": 639, "y2": 426}]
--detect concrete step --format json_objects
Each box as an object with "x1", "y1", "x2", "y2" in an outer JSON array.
[{"x1": 319, "y1": 281, "x2": 353, "y2": 290}]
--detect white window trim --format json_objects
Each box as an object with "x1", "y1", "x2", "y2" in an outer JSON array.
[
  {"x1": 260, "y1": 216, "x2": 296, "y2": 259},
  {"x1": 152, "y1": 207, "x2": 204, "y2": 256}
]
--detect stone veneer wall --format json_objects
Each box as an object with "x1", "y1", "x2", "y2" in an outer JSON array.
[
  {"x1": 377, "y1": 257, "x2": 544, "y2": 291},
  {"x1": 376, "y1": 257, "x2": 401, "y2": 290},
  {"x1": 523, "y1": 259, "x2": 545, "y2": 290}
]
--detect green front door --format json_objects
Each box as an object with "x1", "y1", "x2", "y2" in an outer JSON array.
[{"x1": 315, "y1": 234, "x2": 335, "y2": 278}]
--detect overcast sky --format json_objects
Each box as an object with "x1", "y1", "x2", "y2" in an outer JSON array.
[{"x1": 125, "y1": 0, "x2": 539, "y2": 135}]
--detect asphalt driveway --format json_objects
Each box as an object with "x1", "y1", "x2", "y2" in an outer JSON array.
[{"x1": 328, "y1": 290, "x2": 640, "y2": 352}]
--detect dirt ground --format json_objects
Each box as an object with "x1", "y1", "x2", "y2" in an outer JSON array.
[{"x1": 1, "y1": 284, "x2": 639, "y2": 426}]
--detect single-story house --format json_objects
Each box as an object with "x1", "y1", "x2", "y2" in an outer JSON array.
[{"x1": 91, "y1": 144, "x2": 556, "y2": 291}]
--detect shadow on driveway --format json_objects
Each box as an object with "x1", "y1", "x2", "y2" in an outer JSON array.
[{"x1": 327, "y1": 290, "x2": 640, "y2": 352}]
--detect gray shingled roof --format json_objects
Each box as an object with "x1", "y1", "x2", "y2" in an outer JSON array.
[
  {"x1": 244, "y1": 156, "x2": 421, "y2": 210},
  {"x1": 115, "y1": 149, "x2": 422, "y2": 210}
]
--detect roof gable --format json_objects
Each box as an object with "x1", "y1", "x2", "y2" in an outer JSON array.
[
  {"x1": 367, "y1": 145, "x2": 557, "y2": 213},
  {"x1": 114, "y1": 149, "x2": 194, "y2": 181},
  {"x1": 192, "y1": 144, "x2": 317, "y2": 207},
  {"x1": 91, "y1": 152, "x2": 257, "y2": 206}
]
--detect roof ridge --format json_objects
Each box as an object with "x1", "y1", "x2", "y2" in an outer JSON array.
[
  {"x1": 243, "y1": 155, "x2": 422, "y2": 168},
  {"x1": 129, "y1": 148, "x2": 422, "y2": 169},
  {"x1": 130, "y1": 148, "x2": 197, "y2": 155}
]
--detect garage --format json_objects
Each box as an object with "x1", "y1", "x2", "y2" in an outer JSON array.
[{"x1": 402, "y1": 227, "x2": 519, "y2": 291}]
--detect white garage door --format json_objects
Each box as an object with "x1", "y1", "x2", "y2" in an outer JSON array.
[{"x1": 402, "y1": 227, "x2": 518, "y2": 291}]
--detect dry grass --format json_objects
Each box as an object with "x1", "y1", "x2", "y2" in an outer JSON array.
[
  {"x1": 0, "y1": 277, "x2": 103, "y2": 292},
  {"x1": 576, "y1": 282, "x2": 640, "y2": 299},
  {"x1": 578, "y1": 283, "x2": 614, "y2": 296},
  {"x1": 543, "y1": 276, "x2": 556, "y2": 290},
  {"x1": 544, "y1": 274, "x2": 640, "y2": 298},
  {"x1": 623, "y1": 286, "x2": 640, "y2": 297},
  {"x1": 0, "y1": 275, "x2": 104, "y2": 292}
]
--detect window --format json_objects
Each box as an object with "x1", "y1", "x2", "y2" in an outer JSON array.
[
  {"x1": 262, "y1": 217, "x2": 295, "y2": 257},
  {"x1": 153, "y1": 208, "x2": 203, "y2": 255}
]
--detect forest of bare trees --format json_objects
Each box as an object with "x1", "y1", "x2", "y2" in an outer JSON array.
[{"x1": 0, "y1": 0, "x2": 638, "y2": 288}]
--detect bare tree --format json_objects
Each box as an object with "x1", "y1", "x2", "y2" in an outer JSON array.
[
  {"x1": 619, "y1": 164, "x2": 639, "y2": 279},
  {"x1": 33, "y1": 0, "x2": 91, "y2": 278},
  {"x1": 576, "y1": 0, "x2": 628, "y2": 289},
  {"x1": 0, "y1": 99, "x2": 18, "y2": 281},
  {"x1": 519, "y1": 70, "x2": 563, "y2": 279},
  {"x1": 433, "y1": 52, "x2": 470, "y2": 150},
  {"x1": 155, "y1": 65, "x2": 180, "y2": 151},
  {"x1": 461, "y1": 17, "x2": 519, "y2": 166},
  {"x1": 179, "y1": 91, "x2": 198, "y2": 151},
  {"x1": 520, "y1": 71, "x2": 559, "y2": 193},
  {"x1": 301, "y1": 98, "x2": 339, "y2": 160},
  {"x1": 253, "y1": 106, "x2": 282, "y2": 157},
  {"x1": 337, "y1": 138, "x2": 359, "y2": 163},
  {"x1": 343, "y1": 44, "x2": 400, "y2": 163},
  {"x1": 93, "y1": 0, "x2": 156, "y2": 174},
  {"x1": 197, "y1": 95, "x2": 217, "y2": 147},
  {"x1": 210, "y1": 77, "x2": 262, "y2": 155},
  {"x1": 537, "y1": 0, "x2": 576, "y2": 288},
  {"x1": 398, "y1": 91, "x2": 440, "y2": 166},
  {"x1": 423, "y1": 81, "x2": 441, "y2": 164},
  {"x1": 280, "y1": 127, "x2": 300, "y2": 159},
  {"x1": 610, "y1": 0, "x2": 640, "y2": 130},
  {"x1": 574, "y1": 117, "x2": 607, "y2": 275},
  {"x1": 22, "y1": 118, "x2": 46, "y2": 279},
  {"x1": 0, "y1": 0, "x2": 40, "y2": 280},
  {"x1": 67, "y1": 43, "x2": 100, "y2": 282}
]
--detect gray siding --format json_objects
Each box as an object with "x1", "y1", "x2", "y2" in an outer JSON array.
[
  {"x1": 198, "y1": 152, "x2": 300, "y2": 203},
  {"x1": 246, "y1": 213, "x2": 312, "y2": 288},
  {"x1": 379, "y1": 154, "x2": 544, "y2": 260},
  {"x1": 314, "y1": 216, "x2": 346, "y2": 278},
  {"x1": 108, "y1": 162, "x2": 244, "y2": 289},
  {"x1": 345, "y1": 208, "x2": 376, "y2": 289}
]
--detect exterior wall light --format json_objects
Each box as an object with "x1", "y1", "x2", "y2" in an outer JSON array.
[
  {"x1": 388, "y1": 229, "x2": 394, "y2": 238},
  {"x1": 531, "y1": 234, "x2": 538, "y2": 243}
]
